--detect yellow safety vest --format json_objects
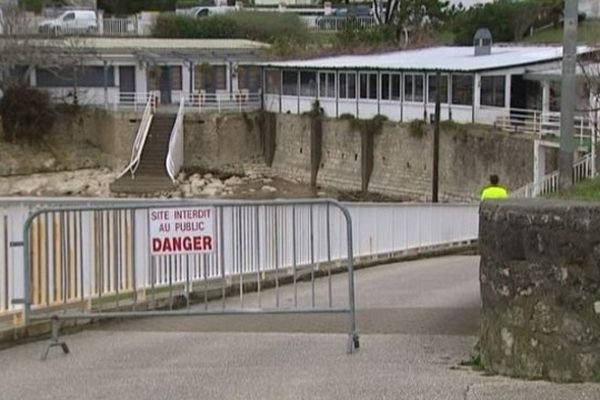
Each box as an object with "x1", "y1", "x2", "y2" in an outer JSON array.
[{"x1": 481, "y1": 185, "x2": 508, "y2": 200}]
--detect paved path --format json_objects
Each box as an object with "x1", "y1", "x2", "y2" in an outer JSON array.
[{"x1": 1, "y1": 255, "x2": 599, "y2": 399}]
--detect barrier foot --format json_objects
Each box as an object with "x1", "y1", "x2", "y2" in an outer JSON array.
[
  {"x1": 41, "y1": 316, "x2": 70, "y2": 361},
  {"x1": 347, "y1": 333, "x2": 360, "y2": 354}
]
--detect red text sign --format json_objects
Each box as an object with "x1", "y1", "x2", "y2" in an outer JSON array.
[{"x1": 149, "y1": 207, "x2": 215, "y2": 255}]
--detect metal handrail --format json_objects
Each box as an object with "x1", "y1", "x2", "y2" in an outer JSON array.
[
  {"x1": 166, "y1": 96, "x2": 185, "y2": 182},
  {"x1": 117, "y1": 92, "x2": 156, "y2": 179},
  {"x1": 511, "y1": 152, "x2": 595, "y2": 198}
]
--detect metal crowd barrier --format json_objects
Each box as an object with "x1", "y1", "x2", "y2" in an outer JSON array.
[{"x1": 18, "y1": 199, "x2": 359, "y2": 360}]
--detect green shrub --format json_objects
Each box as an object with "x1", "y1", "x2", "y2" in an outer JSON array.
[
  {"x1": 153, "y1": 14, "x2": 238, "y2": 38},
  {"x1": 152, "y1": 11, "x2": 310, "y2": 47},
  {"x1": 408, "y1": 119, "x2": 427, "y2": 138},
  {"x1": 227, "y1": 11, "x2": 310, "y2": 44},
  {"x1": 0, "y1": 84, "x2": 57, "y2": 143},
  {"x1": 451, "y1": 0, "x2": 563, "y2": 44},
  {"x1": 335, "y1": 18, "x2": 397, "y2": 49},
  {"x1": 339, "y1": 113, "x2": 356, "y2": 120}
]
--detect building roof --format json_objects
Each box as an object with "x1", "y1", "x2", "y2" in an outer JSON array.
[
  {"x1": 262, "y1": 46, "x2": 595, "y2": 73},
  {"x1": 525, "y1": 63, "x2": 600, "y2": 81},
  {"x1": 26, "y1": 37, "x2": 270, "y2": 52}
]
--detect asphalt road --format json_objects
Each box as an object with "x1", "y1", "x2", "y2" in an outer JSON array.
[{"x1": 1, "y1": 255, "x2": 599, "y2": 400}]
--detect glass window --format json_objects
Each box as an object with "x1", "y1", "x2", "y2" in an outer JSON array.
[
  {"x1": 347, "y1": 73, "x2": 356, "y2": 98},
  {"x1": 360, "y1": 74, "x2": 368, "y2": 99},
  {"x1": 428, "y1": 74, "x2": 448, "y2": 104},
  {"x1": 368, "y1": 74, "x2": 377, "y2": 99},
  {"x1": 238, "y1": 66, "x2": 261, "y2": 92},
  {"x1": 391, "y1": 74, "x2": 401, "y2": 100},
  {"x1": 37, "y1": 66, "x2": 115, "y2": 87},
  {"x1": 282, "y1": 70, "x2": 298, "y2": 96},
  {"x1": 265, "y1": 69, "x2": 281, "y2": 94},
  {"x1": 300, "y1": 71, "x2": 317, "y2": 97},
  {"x1": 326, "y1": 72, "x2": 335, "y2": 98},
  {"x1": 481, "y1": 76, "x2": 506, "y2": 107},
  {"x1": 194, "y1": 64, "x2": 225, "y2": 92},
  {"x1": 404, "y1": 74, "x2": 424, "y2": 102},
  {"x1": 318, "y1": 72, "x2": 335, "y2": 98},
  {"x1": 170, "y1": 66, "x2": 183, "y2": 91},
  {"x1": 414, "y1": 75, "x2": 423, "y2": 102},
  {"x1": 381, "y1": 74, "x2": 390, "y2": 100},
  {"x1": 381, "y1": 73, "x2": 401, "y2": 101},
  {"x1": 339, "y1": 73, "x2": 347, "y2": 98},
  {"x1": 452, "y1": 74, "x2": 473, "y2": 105},
  {"x1": 63, "y1": 12, "x2": 75, "y2": 21}
]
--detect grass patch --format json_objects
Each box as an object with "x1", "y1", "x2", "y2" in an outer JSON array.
[
  {"x1": 547, "y1": 176, "x2": 600, "y2": 201},
  {"x1": 525, "y1": 19, "x2": 600, "y2": 44},
  {"x1": 460, "y1": 353, "x2": 485, "y2": 372}
]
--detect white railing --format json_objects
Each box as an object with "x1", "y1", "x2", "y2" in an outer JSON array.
[
  {"x1": 116, "y1": 92, "x2": 161, "y2": 112},
  {"x1": 308, "y1": 15, "x2": 377, "y2": 32},
  {"x1": 0, "y1": 199, "x2": 478, "y2": 317},
  {"x1": 182, "y1": 91, "x2": 262, "y2": 113},
  {"x1": 166, "y1": 97, "x2": 185, "y2": 182},
  {"x1": 495, "y1": 108, "x2": 594, "y2": 143},
  {"x1": 102, "y1": 18, "x2": 138, "y2": 36},
  {"x1": 511, "y1": 152, "x2": 595, "y2": 198},
  {"x1": 117, "y1": 93, "x2": 157, "y2": 179}
]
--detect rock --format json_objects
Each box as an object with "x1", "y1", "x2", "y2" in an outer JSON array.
[
  {"x1": 43, "y1": 157, "x2": 57, "y2": 169},
  {"x1": 262, "y1": 177, "x2": 273, "y2": 183},
  {"x1": 224, "y1": 176, "x2": 243, "y2": 186},
  {"x1": 203, "y1": 173, "x2": 213, "y2": 180},
  {"x1": 202, "y1": 187, "x2": 220, "y2": 197},
  {"x1": 261, "y1": 185, "x2": 277, "y2": 193}
]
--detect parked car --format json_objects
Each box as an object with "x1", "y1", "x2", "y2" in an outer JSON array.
[{"x1": 38, "y1": 10, "x2": 98, "y2": 35}]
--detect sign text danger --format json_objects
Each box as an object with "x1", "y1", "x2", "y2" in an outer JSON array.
[{"x1": 149, "y1": 207, "x2": 215, "y2": 255}]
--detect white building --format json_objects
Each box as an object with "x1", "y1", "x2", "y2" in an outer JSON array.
[
  {"x1": 260, "y1": 44, "x2": 598, "y2": 129},
  {"x1": 5, "y1": 37, "x2": 267, "y2": 109}
]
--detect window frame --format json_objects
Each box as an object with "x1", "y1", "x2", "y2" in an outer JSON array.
[
  {"x1": 282, "y1": 69, "x2": 299, "y2": 96},
  {"x1": 380, "y1": 72, "x2": 402, "y2": 102},
  {"x1": 299, "y1": 70, "x2": 317, "y2": 97},
  {"x1": 427, "y1": 74, "x2": 449, "y2": 104},
  {"x1": 404, "y1": 73, "x2": 424, "y2": 103},
  {"x1": 451, "y1": 74, "x2": 474, "y2": 106},
  {"x1": 480, "y1": 75, "x2": 506, "y2": 108},
  {"x1": 338, "y1": 72, "x2": 356, "y2": 100},
  {"x1": 318, "y1": 71, "x2": 336, "y2": 99},
  {"x1": 359, "y1": 72, "x2": 378, "y2": 100}
]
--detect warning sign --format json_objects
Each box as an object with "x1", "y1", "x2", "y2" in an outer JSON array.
[{"x1": 149, "y1": 207, "x2": 215, "y2": 255}]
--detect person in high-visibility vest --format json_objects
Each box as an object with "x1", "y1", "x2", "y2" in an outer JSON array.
[{"x1": 481, "y1": 174, "x2": 509, "y2": 200}]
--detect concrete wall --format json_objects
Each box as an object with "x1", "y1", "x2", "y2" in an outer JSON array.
[
  {"x1": 184, "y1": 112, "x2": 264, "y2": 174},
  {"x1": 479, "y1": 200, "x2": 600, "y2": 382},
  {"x1": 271, "y1": 115, "x2": 543, "y2": 201}
]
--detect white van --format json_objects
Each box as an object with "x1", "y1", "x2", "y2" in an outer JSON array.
[{"x1": 38, "y1": 10, "x2": 98, "y2": 35}]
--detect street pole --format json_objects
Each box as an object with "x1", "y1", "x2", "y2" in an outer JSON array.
[
  {"x1": 559, "y1": 0, "x2": 579, "y2": 192},
  {"x1": 432, "y1": 71, "x2": 441, "y2": 203}
]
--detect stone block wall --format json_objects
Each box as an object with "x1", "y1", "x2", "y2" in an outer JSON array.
[
  {"x1": 184, "y1": 113, "x2": 264, "y2": 174},
  {"x1": 479, "y1": 200, "x2": 600, "y2": 382},
  {"x1": 0, "y1": 109, "x2": 137, "y2": 176},
  {"x1": 271, "y1": 115, "x2": 542, "y2": 200}
]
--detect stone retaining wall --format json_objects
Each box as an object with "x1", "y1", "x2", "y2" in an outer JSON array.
[{"x1": 479, "y1": 200, "x2": 600, "y2": 382}]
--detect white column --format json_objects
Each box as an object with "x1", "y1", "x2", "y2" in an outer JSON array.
[
  {"x1": 182, "y1": 64, "x2": 191, "y2": 96},
  {"x1": 504, "y1": 73, "x2": 511, "y2": 109},
  {"x1": 533, "y1": 139, "x2": 545, "y2": 197},
  {"x1": 473, "y1": 73, "x2": 481, "y2": 123}
]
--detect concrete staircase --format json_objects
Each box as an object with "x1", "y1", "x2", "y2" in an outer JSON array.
[{"x1": 110, "y1": 113, "x2": 177, "y2": 194}]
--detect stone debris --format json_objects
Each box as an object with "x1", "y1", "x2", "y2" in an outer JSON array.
[
  {"x1": 261, "y1": 185, "x2": 277, "y2": 193},
  {"x1": 224, "y1": 176, "x2": 243, "y2": 186}
]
